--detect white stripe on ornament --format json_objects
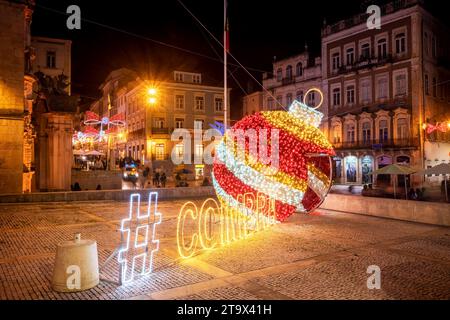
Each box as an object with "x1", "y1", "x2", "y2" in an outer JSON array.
[
  {"x1": 307, "y1": 170, "x2": 328, "y2": 200},
  {"x1": 211, "y1": 172, "x2": 279, "y2": 228},
  {"x1": 216, "y1": 142, "x2": 305, "y2": 211}
]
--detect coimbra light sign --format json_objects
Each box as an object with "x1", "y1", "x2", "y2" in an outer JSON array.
[{"x1": 177, "y1": 193, "x2": 277, "y2": 258}]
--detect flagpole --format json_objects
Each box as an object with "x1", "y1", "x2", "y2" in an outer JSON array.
[{"x1": 223, "y1": 0, "x2": 228, "y2": 133}]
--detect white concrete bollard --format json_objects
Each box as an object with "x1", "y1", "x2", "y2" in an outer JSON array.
[{"x1": 52, "y1": 233, "x2": 99, "y2": 292}]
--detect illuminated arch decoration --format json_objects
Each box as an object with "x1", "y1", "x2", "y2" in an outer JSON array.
[
  {"x1": 176, "y1": 193, "x2": 277, "y2": 259},
  {"x1": 117, "y1": 192, "x2": 162, "y2": 284},
  {"x1": 212, "y1": 90, "x2": 335, "y2": 222}
]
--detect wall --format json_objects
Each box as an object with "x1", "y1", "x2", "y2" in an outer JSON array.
[
  {"x1": 0, "y1": 1, "x2": 25, "y2": 194},
  {"x1": 0, "y1": 186, "x2": 215, "y2": 203},
  {"x1": 321, "y1": 193, "x2": 450, "y2": 227},
  {"x1": 71, "y1": 170, "x2": 123, "y2": 190}
]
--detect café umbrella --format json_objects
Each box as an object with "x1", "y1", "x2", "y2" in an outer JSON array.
[
  {"x1": 370, "y1": 164, "x2": 417, "y2": 199},
  {"x1": 417, "y1": 163, "x2": 450, "y2": 202}
]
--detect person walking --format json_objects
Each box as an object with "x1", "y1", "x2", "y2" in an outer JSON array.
[
  {"x1": 160, "y1": 172, "x2": 167, "y2": 188},
  {"x1": 154, "y1": 172, "x2": 160, "y2": 187}
]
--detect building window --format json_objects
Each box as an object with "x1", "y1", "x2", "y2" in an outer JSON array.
[
  {"x1": 346, "y1": 85, "x2": 355, "y2": 105},
  {"x1": 175, "y1": 72, "x2": 183, "y2": 82},
  {"x1": 332, "y1": 124, "x2": 341, "y2": 144},
  {"x1": 397, "y1": 118, "x2": 408, "y2": 140},
  {"x1": 175, "y1": 95, "x2": 184, "y2": 110},
  {"x1": 432, "y1": 77, "x2": 437, "y2": 97},
  {"x1": 175, "y1": 143, "x2": 184, "y2": 158},
  {"x1": 193, "y1": 74, "x2": 201, "y2": 84},
  {"x1": 307, "y1": 92, "x2": 315, "y2": 106},
  {"x1": 362, "y1": 121, "x2": 371, "y2": 144},
  {"x1": 194, "y1": 119, "x2": 204, "y2": 130},
  {"x1": 346, "y1": 47, "x2": 354, "y2": 65},
  {"x1": 286, "y1": 65, "x2": 293, "y2": 80},
  {"x1": 175, "y1": 118, "x2": 184, "y2": 129},
  {"x1": 296, "y1": 91, "x2": 304, "y2": 102},
  {"x1": 155, "y1": 144, "x2": 165, "y2": 160},
  {"x1": 424, "y1": 32, "x2": 429, "y2": 56},
  {"x1": 276, "y1": 95, "x2": 282, "y2": 108},
  {"x1": 332, "y1": 52, "x2": 340, "y2": 71},
  {"x1": 377, "y1": 38, "x2": 387, "y2": 58},
  {"x1": 425, "y1": 74, "x2": 429, "y2": 95},
  {"x1": 346, "y1": 124, "x2": 355, "y2": 143},
  {"x1": 432, "y1": 36, "x2": 437, "y2": 58},
  {"x1": 361, "y1": 43, "x2": 370, "y2": 60},
  {"x1": 395, "y1": 74, "x2": 407, "y2": 96},
  {"x1": 361, "y1": 79, "x2": 371, "y2": 103},
  {"x1": 195, "y1": 144, "x2": 204, "y2": 159},
  {"x1": 215, "y1": 97, "x2": 224, "y2": 112},
  {"x1": 195, "y1": 96, "x2": 204, "y2": 110},
  {"x1": 46, "y1": 51, "x2": 56, "y2": 68},
  {"x1": 267, "y1": 97, "x2": 274, "y2": 110},
  {"x1": 379, "y1": 119, "x2": 388, "y2": 143},
  {"x1": 296, "y1": 62, "x2": 303, "y2": 76},
  {"x1": 395, "y1": 33, "x2": 406, "y2": 55},
  {"x1": 286, "y1": 93, "x2": 293, "y2": 106},
  {"x1": 378, "y1": 77, "x2": 388, "y2": 99},
  {"x1": 276, "y1": 68, "x2": 282, "y2": 81},
  {"x1": 332, "y1": 88, "x2": 341, "y2": 107},
  {"x1": 154, "y1": 117, "x2": 165, "y2": 128}
]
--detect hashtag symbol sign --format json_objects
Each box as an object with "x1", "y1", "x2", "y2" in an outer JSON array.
[{"x1": 118, "y1": 192, "x2": 162, "y2": 284}]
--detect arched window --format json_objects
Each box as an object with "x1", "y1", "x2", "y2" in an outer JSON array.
[
  {"x1": 346, "y1": 123, "x2": 355, "y2": 143},
  {"x1": 296, "y1": 62, "x2": 303, "y2": 77},
  {"x1": 276, "y1": 68, "x2": 282, "y2": 81},
  {"x1": 286, "y1": 65, "x2": 293, "y2": 80},
  {"x1": 379, "y1": 119, "x2": 388, "y2": 143},
  {"x1": 395, "y1": 33, "x2": 406, "y2": 54},
  {"x1": 377, "y1": 38, "x2": 387, "y2": 58},
  {"x1": 397, "y1": 118, "x2": 408, "y2": 140},
  {"x1": 296, "y1": 91, "x2": 304, "y2": 102},
  {"x1": 286, "y1": 93, "x2": 293, "y2": 106},
  {"x1": 332, "y1": 124, "x2": 341, "y2": 144},
  {"x1": 362, "y1": 121, "x2": 371, "y2": 144}
]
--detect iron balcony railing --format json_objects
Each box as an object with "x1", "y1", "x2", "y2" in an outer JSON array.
[{"x1": 333, "y1": 138, "x2": 419, "y2": 150}]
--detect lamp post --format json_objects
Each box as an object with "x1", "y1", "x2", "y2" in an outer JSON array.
[{"x1": 145, "y1": 86, "x2": 158, "y2": 172}]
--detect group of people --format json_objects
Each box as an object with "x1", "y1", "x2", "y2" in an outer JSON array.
[
  {"x1": 407, "y1": 188, "x2": 425, "y2": 201},
  {"x1": 144, "y1": 169, "x2": 167, "y2": 188}
]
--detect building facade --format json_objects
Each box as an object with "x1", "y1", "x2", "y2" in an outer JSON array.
[
  {"x1": 242, "y1": 50, "x2": 323, "y2": 122},
  {"x1": 31, "y1": 36, "x2": 72, "y2": 95},
  {"x1": 90, "y1": 70, "x2": 230, "y2": 181},
  {"x1": 321, "y1": 0, "x2": 450, "y2": 186},
  {"x1": 0, "y1": 0, "x2": 35, "y2": 194}
]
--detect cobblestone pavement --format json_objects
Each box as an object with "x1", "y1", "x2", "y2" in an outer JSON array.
[{"x1": 0, "y1": 199, "x2": 449, "y2": 300}]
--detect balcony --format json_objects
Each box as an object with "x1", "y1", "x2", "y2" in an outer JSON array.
[
  {"x1": 151, "y1": 127, "x2": 171, "y2": 134},
  {"x1": 152, "y1": 154, "x2": 170, "y2": 161},
  {"x1": 333, "y1": 138, "x2": 419, "y2": 150}
]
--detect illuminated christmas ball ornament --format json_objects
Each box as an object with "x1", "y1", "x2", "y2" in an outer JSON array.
[{"x1": 212, "y1": 88, "x2": 335, "y2": 222}]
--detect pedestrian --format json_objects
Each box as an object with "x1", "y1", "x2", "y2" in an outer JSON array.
[
  {"x1": 154, "y1": 172, "x2": 160, "y2": 187},
  {"x1": 415, "y1": 188, "x2": 422, "y2": 201},
  {"x1": 408, "y1": 188, "x2": 417, "y2": 200},
  {"x1": 73, "y1": 182, "x2": 81, "y2": 191},
  {"x1": 160, "y1": 172, "x2": 167, "y2": 188}
]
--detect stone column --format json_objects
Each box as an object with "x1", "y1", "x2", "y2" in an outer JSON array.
[{"x1": 37, "y1": 113, "x2": 74, "y2": 191}]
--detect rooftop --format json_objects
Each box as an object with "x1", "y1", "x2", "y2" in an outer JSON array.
[{"x1": 322, "y1": 0, "x2": 423, "y2": 37}]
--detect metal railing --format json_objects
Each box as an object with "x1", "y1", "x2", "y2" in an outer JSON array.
[{"x1": 333, "y1": 138, "x2": 419, "y2": 150}]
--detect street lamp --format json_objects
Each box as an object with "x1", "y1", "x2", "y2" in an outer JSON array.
[{"x1": 147, "y1": 87, "x2": 158, "y2": 105}]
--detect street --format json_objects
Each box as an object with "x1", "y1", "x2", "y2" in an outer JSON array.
[{"x1": 0, "y1": 199, "x2": 449, "y2": 300}]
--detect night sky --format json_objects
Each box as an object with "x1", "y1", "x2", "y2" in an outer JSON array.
[{"x1": 31, "y1": 0, "x2": 446, "y2": 119}]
